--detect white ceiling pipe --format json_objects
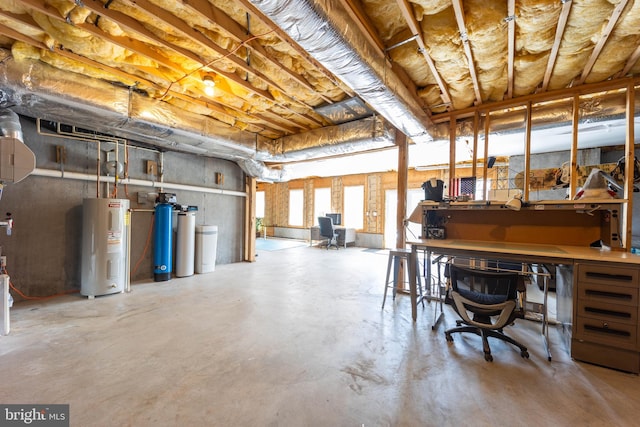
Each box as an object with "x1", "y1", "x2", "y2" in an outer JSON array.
[{"x1": 31, "y1": 168, "x2": 246, "y2": 198}]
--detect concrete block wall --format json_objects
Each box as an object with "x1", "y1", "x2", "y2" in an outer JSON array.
[{"x1": 0, "y1": 116, "x2": 246, "y2": 299}]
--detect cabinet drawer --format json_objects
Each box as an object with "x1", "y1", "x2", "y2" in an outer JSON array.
[
  {"x1": 577, "y1": 282, "x2": 638, "y2": 307},
  {"x1": 575, "y1": 317, "x2": 637, "y2": 350},
  {"x1": 577, "y1": 264, "x2": 638, "y2": 287},
  {"x1": 577, "y1": 299, "x2": 637, "y2": 325}
]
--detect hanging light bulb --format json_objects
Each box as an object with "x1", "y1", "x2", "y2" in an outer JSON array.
[{"x1": 202, "y1": 75, "x2": 215, "y2": 96}]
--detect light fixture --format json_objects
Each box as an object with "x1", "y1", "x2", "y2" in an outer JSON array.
[
  {"x1": 202, "y1": 75, "x2": 215, "y2": 96},
  {"x1": 505, "y1": 192, "x2": 522, "y2": 211}
]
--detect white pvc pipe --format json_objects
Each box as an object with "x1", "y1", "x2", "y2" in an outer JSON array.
[{"x1": 31, "y1": 168, "x2": 246, "y2": 197}]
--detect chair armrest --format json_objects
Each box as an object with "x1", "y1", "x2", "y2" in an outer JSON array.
[{"x1": 452, "y1": 292, "x2": 516, "y2": 329}]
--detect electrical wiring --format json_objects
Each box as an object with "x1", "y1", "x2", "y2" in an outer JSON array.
[{"x1": 4, "y1": 269, "x2": 79, "y2": 301}]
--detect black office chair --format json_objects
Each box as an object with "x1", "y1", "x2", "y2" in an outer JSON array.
[
  {"x1": 445, "y1": 265, "x2": 529, "y2": 362},
  {"x1": 317, "y1": 216, "x2": 339, "y2": 250}
]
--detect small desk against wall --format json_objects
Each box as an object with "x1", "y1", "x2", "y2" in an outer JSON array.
[
  {"x1": 408, "y1": 199, "x2": 640, "y2": 373},
  {"x1": 309, "y1": 226, "x2": 356, "y2": 248}
]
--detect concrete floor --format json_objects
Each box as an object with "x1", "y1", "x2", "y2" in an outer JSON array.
[{"x1": 1, "y1": 244, "x2": 640, "y2": 426}]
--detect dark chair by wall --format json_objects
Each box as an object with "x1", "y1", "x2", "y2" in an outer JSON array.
[
  {"x1": 445, "y1": 265, "x2": 529, "y2": 362},
  {"x1": 318, "y1": 216, "x2": 339, "y2": 250}
]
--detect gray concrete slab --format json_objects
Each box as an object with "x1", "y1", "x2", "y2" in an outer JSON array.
[{"x1": 1, "y1": 246, "x2": 639, "y2": 426}]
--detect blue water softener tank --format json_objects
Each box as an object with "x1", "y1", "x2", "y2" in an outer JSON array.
[{"x1": 153, "y1": 193, "x2": 176, "y2": 282}]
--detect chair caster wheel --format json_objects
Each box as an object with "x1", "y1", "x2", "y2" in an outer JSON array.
[
  {"x1": 484, "y1": 353, "x2": 493, "y2": 362},
  {"x1": 445, "y1": 333, "x2": 453, "y2": 342},
  {"x1": 521, "y1": 350, "x2": 530, "y2": 359}
]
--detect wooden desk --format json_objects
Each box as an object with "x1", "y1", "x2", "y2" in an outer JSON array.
[
  {"x1": 409, "y1": 239, "x2": 632, "y2": 320},
  {"x1": 408, "y1": 239, "x2": 640, "y2": 372}
]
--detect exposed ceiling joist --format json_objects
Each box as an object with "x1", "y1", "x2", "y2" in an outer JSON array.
[
  {"x1": 506, "y1": 0, "x2": 515, "y2": 99},
  {"x1": 541, "y1": 0, "x2": 572, "y2": 92},
  {"x1": 339, "y1": 0, "x2": 422, "y2": 108},
  {"x1": 576, "y1": 0, "x2": 629, "y2": 85},
  {"x1": 341, "y1": 0, "x2": 386, "y2": 55},
  {"x1": 67, "y1": 0, "x2": 326, "y2": 135},
  {"x1": 0, "y1": 19, "x2": 292, "y2": 136},
  {"x1": 180, "y1": 0, "x2": 333, "y2": 105},
  {"x1": 451, "y1": 0, "x2": 482, "y2": 105},
  {"x1": 394, "y1": 0, "x2": 452, "y2": 108},
  {"x1": 124, "y1": 0, "x2": 323, "y2": 129},
  {"x1": 431, "y1": 75, "x2": 640, "y2": 124},
  {"x1": 234, "y1": 0, "x2": 354, "y2": 98},
  {"x1": 618, "y1": 43, "x2": 640, "y2": 78}
]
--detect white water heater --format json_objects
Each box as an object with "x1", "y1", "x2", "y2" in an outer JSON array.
[{"x1": 81, "y1": 198, "x2": 130, "y2": 297}]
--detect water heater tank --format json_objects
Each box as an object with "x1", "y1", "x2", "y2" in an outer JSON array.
[{"x1": 81, "y1": 198, "x2": 130, "y2": 297}]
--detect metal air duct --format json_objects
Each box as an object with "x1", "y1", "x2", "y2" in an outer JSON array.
[
  {"x1": 249, "y1": 0, "x2": 433, "y2": 143},
  {"x1": 0, "y1": 54, "x2": 400, "y2": 182}
]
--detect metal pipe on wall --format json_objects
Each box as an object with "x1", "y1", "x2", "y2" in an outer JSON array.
[{"x1": 31, "y1": 168, "x2": 247, "y2": 198}]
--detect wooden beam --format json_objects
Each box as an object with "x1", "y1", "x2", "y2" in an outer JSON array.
[
  {"x1": 396, "y1": 131, "x2": 408, "y2": 250},
  {"x1": 542, "y1": 0, "x2": 572, "y2": 92},
  {"x1": 471, "y1": 116, "x2": 479, "y2": 178},
  {"x1": 181, "y1": 0, "x2": 334, "y2": 105},
  {"x1": 0, "y1": 22, "x2": 291, "y2": 137},
  {"x1": 245, "y1": 176, "x2": 257, "y2": 262},
  {"x1": 78, "y1": 0, "x2": 276, "y2": 102},
  {"x1": 395, "y1": 0, "x2": 452, "y2": 107},
  {"x1": 341, "y1": 0, "x2": 386, "y2": 55},
  {"x1": 339, "y1": 0, "x2": 424, "y2": 107},
  {"x1": 483, "y1": 112, "x2": 490, "y2": 200},
  {"x1": 523, "y1": 102, "x2": 532, "y2": 201},
  {"x1": 577, "y1": 0, "x2": 630, "y2": 85},
  {"x1": 506, "y1": 0, "x2": 515, "y2": 99},
  {"x1": 451, "y1": 0, "x2": 482, "y2": 105},
  {"x1": 570, "y1": 95, "x2": 579, "y2": 196},
  {"x1": 432, "y1": 75, "x2": 640, "y2": 123},
  {"x1": 449, "y1": 117, "x2": 456, "y2": 198},
  {"x1": 132, "y1": 0, "x2": 323, "y2": 126},
  {"x1": 623, "y1": 82, "x2": 635, "y2": 250},
  {"x1": 20, "y1": 0, "x2": 313, "y2": 133},
  {"x1": 617, "y1": 43, "x2": 640, "y2": 78},
  {"x1": 119, "y1": 0, "x2": 322, "y2": 129}
]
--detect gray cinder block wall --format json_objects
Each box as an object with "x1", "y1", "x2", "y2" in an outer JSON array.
[{"x1": 0, "y1": 116, "x2": 246, "y2": 299}]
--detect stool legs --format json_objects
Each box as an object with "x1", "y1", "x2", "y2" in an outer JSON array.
[
  {"x1": 381, "y1": 254, "x2": 396, "y2": 309},
  {"x1": 382, "y1": 251, "x2": 425, "y2": 309}
]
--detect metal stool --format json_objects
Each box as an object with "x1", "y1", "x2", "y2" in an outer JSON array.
[{"x1": 382, "y1": 248, "x2": 425, "y2": 309}]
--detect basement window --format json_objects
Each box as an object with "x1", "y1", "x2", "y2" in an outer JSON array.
[
  {"x1": 344, "y1": 185, "x2": 364, "y2": 229},
  {"x1": 289, "y1": 189, "x2": 304, "y2": 227},
  {"x1": 314, "y1": 188, "x2": 331, "y2": 225}
]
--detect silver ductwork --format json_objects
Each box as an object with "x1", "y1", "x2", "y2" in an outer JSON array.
[
  {"x1": 429, "y1": 91, "x2": 640, "y2": 140},
  {"x1": 0, "y1": 109, "x2": 23, "y2": 141},
  {"x1": 0, "y1": 54, "x2": 259, "y2": 160},
  {"x1": 0, "y1": 54, "x2": 395, "y2": 182},
  {"x1": 257, "y1": 115, "x2": 395, "y2": 162},
  {"x1": 249, "y1": 0, "x2": 433, "y2": 143},
  {"x1": 238, "y1": 159, "x2": 289, "y2": 182}
]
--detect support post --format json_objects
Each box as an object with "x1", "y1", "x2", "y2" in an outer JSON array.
[{"x1": 245, "y1": 176, "x2": 257, "y2": 262}]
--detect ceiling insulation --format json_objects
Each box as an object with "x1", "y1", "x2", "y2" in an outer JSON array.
[{"x1": 0, "y1": 0, "x2": 638, "y2": 181}]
